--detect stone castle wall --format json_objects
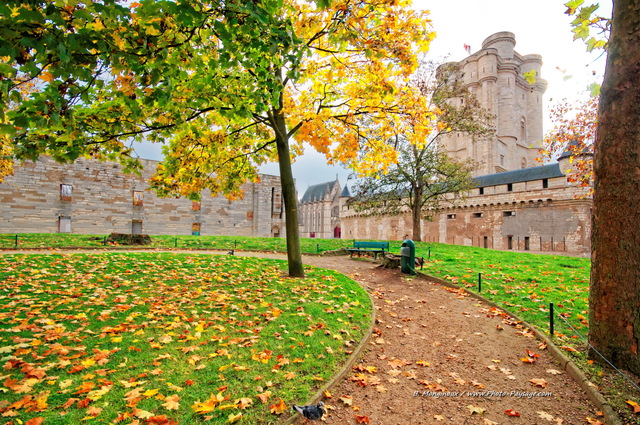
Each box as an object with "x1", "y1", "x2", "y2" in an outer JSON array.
[
  {"x1": 340, "y1": 174, "x2": 592, "y2": 255},
  {"x1": 0, "y1": 156, "x2": 285, "y2": 237}
]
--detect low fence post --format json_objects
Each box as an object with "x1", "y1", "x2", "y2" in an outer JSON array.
[
  {"x1": 478, "y1": 273, "x2": 482, "y2": 292},
  {"x1": 549, "y1": 302, "x2": 555, "y2": 337},
  {"x1": 15, "y1": 234, "x2": 18, "y2": 248}
]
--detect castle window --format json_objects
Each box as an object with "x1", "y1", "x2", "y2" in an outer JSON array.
[
  {"x1": 472, "y1": 212, "x2": 483, "y2": 218},
  {"x1": 500, "y1": 155, "x2": 505, "y2": 166},
  {"x1": 507, "y1": 183, "x2": 513, "y2": 192},
  {"x1": 520, "y1": 118, "x2": 526, "y2": 142},
  {"x1": 479, "y1": 187, "x2": 484, "y2": 195},
  {"x1": 521, "y1": 158, "x2": 527, "y2": 169},
  {"x1": 133, "y1": 191, "x2": 144, "y2": 206},
  {"x1": 503, "y1": 211, "x2": 516, "y2": 217},
  {"x1": 447, "y1": 214, "x2": 456, "y2": 220},
  {"x1": 60, "y1": 184, "x2": 72, "y2": 201},
  {"x1": 542, "y1": 178, "x2": 549, "y2": 189}
]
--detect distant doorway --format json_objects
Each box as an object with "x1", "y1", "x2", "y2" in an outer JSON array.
[
  {"x1": 132, "y1": 220, "x2": 143, "y2": 235},
  {"x1": 334, "y1": 226, "x2": 341, "y2": 239},
  {"x1": 58, "y1": 216, "x2": 71, "y2": 233}
]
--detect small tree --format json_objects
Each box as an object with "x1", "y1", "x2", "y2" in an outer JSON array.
[
  {"x1": 539, "y1": 96, "x2": 596, "y2": 193},
  {"x1": 349, "y1": 62, "x2": 493, "y2": 241}
]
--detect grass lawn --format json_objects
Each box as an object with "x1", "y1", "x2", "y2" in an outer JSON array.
[
  {"x1": 0, "y1": 253, "x2": 372, "y2": 424},
  {"x1": 415, "y1": 242, "x2": 590, "y2": 345}
]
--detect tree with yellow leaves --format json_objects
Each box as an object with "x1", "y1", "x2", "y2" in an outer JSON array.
[{"x1": 1, "y1": 0, "x2": 434, "y2": 276}]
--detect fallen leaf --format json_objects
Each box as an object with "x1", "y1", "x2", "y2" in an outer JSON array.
[
  {"x1": 483, "y1": 419, "x2": 499, "y2": 425},
  {"x1": 626, "y1": 400, "x2": 640, "y2": 414},
  {"x1": 228, "y1": 412, "x2": 242, "y2": 423},
  {"x1": 270, "y1": 399, "x2": 287, "y2": 415},
  {"x1": 538, "y1": 410, "x2": 555, "y2": 421},
  {"x1": 355, "y1": 414, "x2": 370, "y2": 424},
  {"x1": 529, "y1": 378, "x2": 548, "y2": 388},
  {"x1": 163, "y1": 394, "x2": 180, "y2": 410},
  {"x1": 546, "y1": 369, "x2": 563, "y2": 375},
  {"x1": 468, "y1": 405, "x2": 486, "y2": 415},
  {"x1": 504, "y1": 409, "x2": 520, "y2": 416},
  {"x1": 340, "y1": 395, "x2": 353, "y2": 406}
]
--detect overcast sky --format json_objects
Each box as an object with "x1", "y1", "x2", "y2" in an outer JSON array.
[{"x1": 133, "y1": 0, "x2": 611, "y2": 197}]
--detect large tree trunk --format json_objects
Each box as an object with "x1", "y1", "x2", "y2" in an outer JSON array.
[
  {"x1": 589, "y1": 1, "x2": 640, "y2": 374},
  {"x1": 272, "y1": 106, "x2": 305, "y2": 278}
]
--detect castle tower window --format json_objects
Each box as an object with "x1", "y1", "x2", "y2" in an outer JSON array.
[
  {"x1": 503, "y1": 211, "x2": 516, "y2": 217},
  {"x1": 507, "y1": 235, "x2": 514, "y2": 250},
  {"x1": 520, "y1": 118, "x2": 527, "y2": 142},
  {"x1": 479, "y1": 187, "x2": 484, "y2": 195},
  {"x1": 133, "y1": 191, "x2": 144, "y2": 206},
  {"x1": 60, "y1": 184, "x2": 72, "y2": 201},
  {"x1": 500, "y1": 155, "x2": 505, "y2": 166},
  {"x1": 472, "y1": 212, "x2": 483, "y2": 218},
  {"x1": 447, "y1": 214, "x2": 456, "y2": 219},
  {"x1": 542, "y1": 178, "x2": 549, "y2": 189},
  {"x1": 507, "y1": 183, "x2": 513, "y2": 192}
]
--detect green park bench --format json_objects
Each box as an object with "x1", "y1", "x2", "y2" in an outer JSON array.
[{"x1": 346, "y1": 241, "x2": 390, "y2": 260}]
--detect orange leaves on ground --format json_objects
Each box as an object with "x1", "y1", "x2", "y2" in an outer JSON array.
[
  {"x1": 162, "y1": 394, "x2": 180, "y2": 410},
  {"x1": 339, "y1": 395, "x2": 353, "y2": 406},
  {"x1": 269, "y1": 398, "x2": 286, "y2": 415},
  {"x1": 25, "y1": 418, "x2": 44, "y2": 425},
  {"x1": 192, "y1": 392, "x2": 229, "y2": 415},
  {"x1": 504, "y1": 409, "x2": 521, "y2": 416},
  {"x1": 520, "y1": 349, "x2": 539, "y2": 364},
  {"x1": 235, "y1": 397, "x2": 252, "y2": 410},
  {"x1": 86, "y1": 405, "x2": 102, "y2": 417},
  {"x1": 626, "y1": 400, "x2": 640, "y2": 414},
  {"x1": 256, "y1": 391, "x2": 271, "y2": 404},
  {"x1": 529, "y1": 378, "x2": 548, "y2": 388},
  {"x1": 355, "y1": 414, "x2": 370, "y2": 423}
]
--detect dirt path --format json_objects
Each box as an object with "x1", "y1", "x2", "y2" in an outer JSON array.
[
  {"x1": 294, "y1": 254, "x2": 603, "y2": 425},
  {"x1": 1, "y1": 249, "x2": 604, "y2": 424}
]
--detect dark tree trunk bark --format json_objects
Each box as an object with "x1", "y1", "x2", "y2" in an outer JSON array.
[
  {"x1": 272, "y1": 109, "x2": 304, "y2": 278},
  {"x1": 411, "y1": 185, "x2": 423, "y2": 241},
  {"x1": 589, "y1": 0, "x2": 640, "y2": 374}
]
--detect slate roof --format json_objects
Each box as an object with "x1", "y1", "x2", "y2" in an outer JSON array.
[
  {"x1": 340, "y1": 184, "x2": 352, "y2": 198},
  {"x1": 300, "y1": 180, "x2": 340, "y2": 203},
  {"x1": 474, "y1": 163, "x2": 564, "y2": 187}
]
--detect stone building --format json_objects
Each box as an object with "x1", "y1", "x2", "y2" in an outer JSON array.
[
  {"x1": 440, "y1": 32, "x2": 547, "y2": 176},
  {"x1": 298, "y1": 178, "x2": 347, "y2": 239},
  {"x1": 339, "y1": 32, "x2": 593, "y2": 255},
  {"x1": 0, "y1": 156, "x2": 286, "y2": 237},
  {"x1": 341, "y1": 153, "x2": 592, "y2": 254}
]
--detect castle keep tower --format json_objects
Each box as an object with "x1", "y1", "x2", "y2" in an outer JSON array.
[{"x1": 441, "y1": 32, "x2": 548, "y2": 176}]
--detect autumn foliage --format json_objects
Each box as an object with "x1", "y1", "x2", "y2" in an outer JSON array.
[{"x1": 0, "y1": 253, "x2": 371, "y2": 423}]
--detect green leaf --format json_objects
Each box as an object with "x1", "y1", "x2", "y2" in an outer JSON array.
[{"x1": 523, "y1": 69, "x2": 537, "y2": 85}]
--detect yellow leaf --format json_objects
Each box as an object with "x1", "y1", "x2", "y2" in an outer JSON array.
[{"x1": 228, "y1": 413, "x2": 242, "y2": 423}]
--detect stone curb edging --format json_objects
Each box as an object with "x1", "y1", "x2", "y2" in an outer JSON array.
[
  {"x1": 417, "y1": 271, "x2": 622, "y2": 425},
  {"x1": 280, "y1": 286, "x2": 377, "y2": 425}
]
